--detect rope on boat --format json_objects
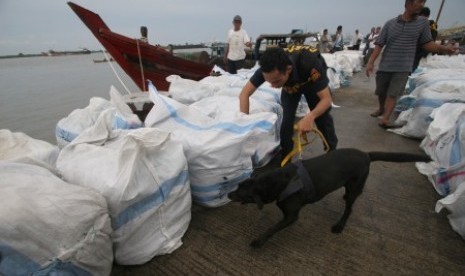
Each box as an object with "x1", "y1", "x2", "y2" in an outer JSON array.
[
  {"x1": 136, "y1": 39, "x2": 146, "y2": 91},
  {"x1": 99, "y1": 45, "x2": 132, "y2": 95}
]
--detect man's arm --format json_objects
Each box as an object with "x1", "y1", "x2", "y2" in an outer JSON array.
[
  {"x1": 422, "y1": 41, "x2": 457, "y2": 55},
  {"x1": 365, "y1": 45, "x2": 382, "y2": 76},
  {"x1": 296, "y1": 86, "x2": 332, "y2": 133},
  {"x1": 239, "y1": 81, "x2": 257, "y2": 114}
]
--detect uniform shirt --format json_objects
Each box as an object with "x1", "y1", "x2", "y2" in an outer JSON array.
[
  {"x1": 375, "y1": 15, "x2": 432, "y2": 72},
  {"x1": 226, "y1": 29, "x2": 250, "y2": 61},
  {"x1": 250, "y1": 45, "x2": 329, "y2": 100}
]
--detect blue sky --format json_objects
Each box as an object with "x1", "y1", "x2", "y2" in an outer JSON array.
[{"x1": 0, "y1": 0, "x2": 464, "y2": 55}]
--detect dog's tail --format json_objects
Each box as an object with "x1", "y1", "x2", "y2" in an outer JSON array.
[{"x1": 368, "y1": 152, "x2": 431, "y2": 163}]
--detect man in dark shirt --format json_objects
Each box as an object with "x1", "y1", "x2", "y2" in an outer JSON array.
[
  {"x1": 412, "y1": 6, "x2": 438, "y2": 71},
  {"x1": 239, "y1": 46, "x2": 338, "y2": 161}
]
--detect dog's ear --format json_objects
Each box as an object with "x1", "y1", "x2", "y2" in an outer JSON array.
[{"x1": 252, "y1": 193, "x2": 264, "y2": 210}]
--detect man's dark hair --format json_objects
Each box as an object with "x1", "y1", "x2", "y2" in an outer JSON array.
[
  {"x1": 259, "y1": 47, "x2": 291, "y2": 73},
  {"x1": 420, "y1": 6, "x2": 430, "y2": 17}
]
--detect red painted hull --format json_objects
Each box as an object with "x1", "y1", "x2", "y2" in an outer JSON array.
[{"x1": 68, "y1": 2, "x2": 213, "y2": 91}]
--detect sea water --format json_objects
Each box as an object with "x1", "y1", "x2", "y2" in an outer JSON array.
[{"x1": 0, "y1": 53, "x2": 140, "y2": 143}]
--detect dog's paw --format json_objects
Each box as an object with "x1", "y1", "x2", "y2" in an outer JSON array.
[
  {"x1": 331, "y1": 224, "x2": 344, "y2": 233},
  {"x1": 250, "y1": 239, "x2": 265, "y2": 248}
]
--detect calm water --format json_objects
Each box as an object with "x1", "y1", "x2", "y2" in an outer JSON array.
[{"x1": 0, "y1": 53, "x2": 140, "y2": 143}]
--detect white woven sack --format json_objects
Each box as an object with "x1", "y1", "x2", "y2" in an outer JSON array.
[
  {"x1": 0, "y1": 129, "x2": 59, "y2": 171},
  {"x1": 145, "y1": 82, "x2": 279, "y2": 207},
  {"x1": 435, "y1": 183, "x2": 465, "y2": 240},
  {"x1": 55, "y1": 97, "x2": 112, "y2": 148},
  {"x1": 416, "y1": 160, "x2": 465, "y2": 196},
  {"x1": 420, "y1": 103, "x2": 465, "y2": 168},
  {"x1": 109, "y1": 86, "x2": 143, "y2": 129},
  {"x1": 167, "y1": 75, "x2": 220, "y2": 104},
  {"x1": 0, "y1": 161, "x2": 112, "y2": 276},
  {"x1": 56, "y1": 87, "x2": 143, "y2": 148},
  {"x1": 57, "y1": 113, "x2": 191, "y2": 265}
]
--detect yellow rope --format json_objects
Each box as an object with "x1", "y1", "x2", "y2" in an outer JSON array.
[{"x1": 280, "y1": 126, "x2": 330, "y2": 167}]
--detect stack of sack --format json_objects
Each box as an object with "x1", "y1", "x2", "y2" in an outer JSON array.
[
  {"x1": 145, "y1": 81, "x2": 279, "y2": 207},
  {"x1": 322, "y1": 51, "x2": 363, "y2": 88},
  {"x1": 0, "y1": 130, "x2": 113, "y2": 275},
  {"x1": 392, "y1": 56, "x2": 465, "y2": 139},
  {"x1": 0, "y1": 51, "x2": 363, "y2": 273},
  {"x1": 143, "y1": 55, "x2": 362, "y2": 207},
  {"x1": 56, "y1": 110, "x2": 192, "y2": 265},
  {"x1": 1, "y1": 85, "x2": 195, "y2": 271},
  {"x1": 395, "y1": 55, "x2": 465, "y2": 240},
  {"x1": 416, "y1": 103, "x2": 465, "y2": 239}
]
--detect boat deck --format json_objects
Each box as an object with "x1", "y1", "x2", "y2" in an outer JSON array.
[{"x1": 112, "y1": 72, "x2": 465, "y2": 275}]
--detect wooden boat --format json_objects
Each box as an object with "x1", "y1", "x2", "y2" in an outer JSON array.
[
  {"x1": 68, "y1": 2, "x2": 213, "y2": 91},
  {"x1": 93, "y1": 57, "x2": 114, "y2": 63}
]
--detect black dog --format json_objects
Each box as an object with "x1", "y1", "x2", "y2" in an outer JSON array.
[{"x1": 228, "y1": 148, "x2": 431, "y2": 248}]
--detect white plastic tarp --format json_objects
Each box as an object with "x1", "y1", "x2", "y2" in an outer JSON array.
[
  {"x1": 0, "y1": 161, "x2": 113, "y2": 276},
  {"x1": 57, "y1": 111, "x2": 191, "y2": 265}
]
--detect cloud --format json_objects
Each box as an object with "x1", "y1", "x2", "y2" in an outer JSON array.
[{"x1": 1, "y1": 0, "x2": 464, "y2": 55}]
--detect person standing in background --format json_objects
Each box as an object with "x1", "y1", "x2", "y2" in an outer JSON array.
[
  {"x1": 139, "y1": 26, "x2": 148, "y2": 43},
  {"x1": 224, "y1": 15, "x2": 252, "y2": 74},
  {"x1": 350, "y1": 29, "x2": 363, "y2": 50},
  {"x1": 319, "y1": 29, "x2": 331, "y2": 53},
  {"x1": 364, "y1": 26, "x2": 381, "y2": 65},
  {"x1": 363, "y1": 27, "x2": 375, "y2": 57},
  {"x1": 332, "y1": 25, "x2": 344, "y2": 52}
]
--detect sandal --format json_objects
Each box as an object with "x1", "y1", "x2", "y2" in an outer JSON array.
[
  {"x1": 370, "y1": 110, "x2": 383, "y2": 117},
  {"x1": 378, "y1": 122, "x2": 401, "y2": 129}
]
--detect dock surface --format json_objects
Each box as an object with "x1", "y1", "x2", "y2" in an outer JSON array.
[{"x1": 112, "y1": 72, "x2": 465, "y2": 275}]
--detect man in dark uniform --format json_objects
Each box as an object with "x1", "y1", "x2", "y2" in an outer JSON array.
[
  {"x1": 239, "y1": 46, "x2": 338, "y2": 161},
  {"x1": 412, "y1": 6, "x2": 438, "y2": 71}
]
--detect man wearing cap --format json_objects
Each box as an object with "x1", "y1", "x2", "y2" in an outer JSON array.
[{"x1": 224, "y1": 15, "x2": 252, "y2": 74}]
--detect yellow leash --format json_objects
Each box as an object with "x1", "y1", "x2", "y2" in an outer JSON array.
[{"x1": 280, "y1": 126, "x2": 330, "y2": 167}]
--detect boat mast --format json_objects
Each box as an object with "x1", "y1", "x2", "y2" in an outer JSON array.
[{"x1": 436, "y1": 0, "x2": 445, "y2": 25}]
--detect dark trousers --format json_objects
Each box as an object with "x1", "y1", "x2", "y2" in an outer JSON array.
[
  {"x1": 226, "y1": 59, "x2": 244, "y2": 74},
  {"x1": 280, "y1": 91, "x2": 338, "y2": 160}
]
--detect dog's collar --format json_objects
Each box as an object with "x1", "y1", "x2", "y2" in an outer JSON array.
[{"x1": 278, "y1": 161, "x2": 316, "y2": 202}]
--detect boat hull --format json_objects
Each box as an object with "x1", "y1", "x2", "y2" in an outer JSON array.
[{"x1": 68, "y1": 2, "x2": 213, "y2": 91}]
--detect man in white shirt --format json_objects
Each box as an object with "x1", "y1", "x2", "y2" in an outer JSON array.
[
  {"x1": 224, "y1": 15, "x2": 252, "y2": 74},
  {"x1": 350, "y1": 29, "x2": 363, "y2": 50},
  {"x1": 364, "y1": 26, "x2": 381, "y2": 65}
]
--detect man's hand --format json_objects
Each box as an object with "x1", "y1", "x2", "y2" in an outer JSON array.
[
  {"x1": 366, "y1": 62, "x2": 374, "y2": 77},
  {"x1": 444, "y1": 43, "x2": 459, "y2": 55},
  {"x1": 296, "y1": 114, "x2": 315, "y2": 134}
]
